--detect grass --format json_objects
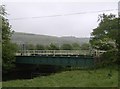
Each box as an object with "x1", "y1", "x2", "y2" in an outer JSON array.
[
  {"x1": 2, "y1": 65, "x2": 118, "y2": 87},
  {"x1": 0, "y1": 82, "x2": 2, "y2": 88}
]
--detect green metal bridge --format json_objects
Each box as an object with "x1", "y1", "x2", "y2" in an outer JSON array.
[{"x1": 15, "y1": 50, "x2": 105, "y2": 68}]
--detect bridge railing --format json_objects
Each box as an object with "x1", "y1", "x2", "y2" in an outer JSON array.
[
  {"x1": 92, "y1": 50, "x2": 106, "y2": 57},
  {"x1": 16, "y1": 50, "x2": 106, "y2": 56},
  {"x1": 16, "y1": 50, "x2": 91, "y2": 56}
]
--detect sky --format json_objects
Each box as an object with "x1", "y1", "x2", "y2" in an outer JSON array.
[{"x1": 3, "y1": 0, "x2": 119, "y2": 37}]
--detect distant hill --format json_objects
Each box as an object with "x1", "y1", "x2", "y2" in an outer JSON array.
[{"x1": 11, "y1": 32, "x2": 90, "y2": 45}]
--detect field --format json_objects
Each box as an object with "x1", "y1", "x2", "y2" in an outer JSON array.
[{"x1": 3, "y1": 65, "x2": 118, "y2": 87}]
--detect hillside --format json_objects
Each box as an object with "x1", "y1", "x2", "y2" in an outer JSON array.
[{"x1": 11, "y1": 32, "x2": 90, "y2": 45}]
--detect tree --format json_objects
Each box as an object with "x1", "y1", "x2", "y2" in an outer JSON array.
[
  {"x1": 1, "y1": 5, "x2": 17, "y2": 72},
  {"x1": 90, "y1": 14, "x2": 118, "y2": 50},
  {"x1": 90, "y1": 13, "x2": 119, "y2": 63},
  {"x1": 61, "y1": 44, "x2": 73, "y2": 50},
  {"x1": 118, "y1": 16, "x2": 120, "y2": 64},
  {"x1": 47, "y1": 43, "x2": 59, "y2": 50},
  {"x1": 80, "y1": 43, "x2": 90, "y2": 50},
  {"x1": 72, "y1": 43, "x2": 80, "y2": 50},
  {"x1": 27, "y1": 44, "x2": 36, "y2": 50},
  {"x1": 36, "y1": 44, "x2": 45, "y2": 50}
]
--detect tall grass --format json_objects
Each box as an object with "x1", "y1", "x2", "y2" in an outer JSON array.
[{"x1": 3, "y1": 65, "x2": 118, "y2": 87}]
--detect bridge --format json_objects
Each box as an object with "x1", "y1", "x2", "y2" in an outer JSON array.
[{"x1": 15, "y1": 50, "x2": 105, "y2": 68}]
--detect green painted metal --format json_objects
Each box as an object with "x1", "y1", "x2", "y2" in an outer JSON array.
[{"x1": 15, "y1": 55, "x2": 94, "y2": 68}]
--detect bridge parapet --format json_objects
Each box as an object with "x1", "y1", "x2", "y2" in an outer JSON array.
[
  {"x1": 16, "y1": 50, "x2": 91, "y2": 56},
  {"x1": 91, "y1": 49, "x2": 106, "y2": 57},
  {"x1": 16, "y1": 50, "x2": 106, "y2": 57}
]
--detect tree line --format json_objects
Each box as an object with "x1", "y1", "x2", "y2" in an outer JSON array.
[{"x1": 17, "y1": 43, "x2": 90, "y2": 50}]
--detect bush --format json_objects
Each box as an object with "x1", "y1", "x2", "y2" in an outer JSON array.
[{"x1": 100, "y1": 49, "x2": 117, "y2": 65}]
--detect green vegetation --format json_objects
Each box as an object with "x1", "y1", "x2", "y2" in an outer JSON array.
[
  {"x1": 3, "y1": 66, "x2": 118, "y2": 87},
  {"x1": 60, "y1": 44, "x2": 73, "y2": 50},
  {"x1": 80, "y1": 43, "x2": 90, "y2": 50},
  {"x1": 36, "y1": 44, "x2": 45, "y2": 50},
  {"x1": 90, "y1": 14, "x2": 118, "y2": 50},
  {"x1": 72, "y1": 43, "x2": 81, "y2": 50},
  {"x1": 90, "y1": 14, "x2": 119, "y2": 64},
  {"x1": 47, "y1": 43, "x2": 60, "y2": 50},
  {"x1": 17, "y1": 42, "x2": 90, "y2": 51},
  {"x1": 26, "y1": 44, "x2": 36, "y2": 50},
  {"x1": 1, "y1": 5, "x2": 17, "y2": 73}
]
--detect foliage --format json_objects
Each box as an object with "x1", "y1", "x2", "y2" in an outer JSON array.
[
  {"x1": 1, "y1": 5, "x2": 17, "y2": 72},
  {"x1": 117, "y1": 18, "x2": 120, "y2": 63},
  {"x1": 90, "y1": 14, "x2": 118, "y2": 50},
  {"x1": 72, "y1": 43, "x2": 81, "y2": 50},
  {"x1": 36, "y1": 44, "x2": 45, "y2": 50},
  {"x1": 61, "y1": 44, "x2": 73, "y2": 50},
  {"x1": 2, "y1": 43, "x2": 17, "y2": 71},
  {"x1": 100, "y1": 49, "x2": 118, "y2": 65},
  {"x1": 47, "y1": 43, "x2": 59, "y2": 50},
  {"x1": 80, "y1": 43, "x2": 90, "y2": 50},
  {"x1": 90, "y1": 14, "x2": 119, "y2": 63},
  {"x1": 26, "y1": 44, "x2": 36, "y2": 50},
  {"x1": 16, "y1": 42, "x2": 92, "y2": 50}
]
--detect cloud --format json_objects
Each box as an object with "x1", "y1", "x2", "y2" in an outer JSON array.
[{"x1": 4, "y1": 2, "x2": 118, "y2": 37}]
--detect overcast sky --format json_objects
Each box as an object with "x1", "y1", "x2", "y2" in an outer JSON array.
[{"x1": 3, "y1": 0, "x2": 119, "y2": 37}]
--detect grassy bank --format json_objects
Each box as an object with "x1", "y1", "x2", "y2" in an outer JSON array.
[{"x1": 3, "y1": 65, "x2": 118, "y2": 87}]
